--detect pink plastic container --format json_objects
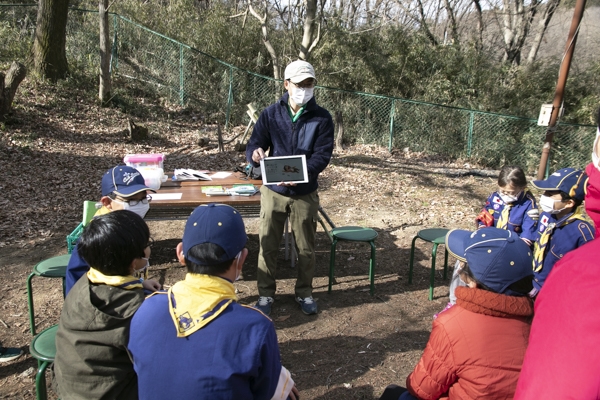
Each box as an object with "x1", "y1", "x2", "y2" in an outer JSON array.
[{"x1": 123, "y1": 153, "x2": 165, "y2": 170}]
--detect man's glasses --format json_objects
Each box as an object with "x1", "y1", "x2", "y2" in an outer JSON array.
[
  {"x1": 146, "y1": 237, "x2": 154, "y2": 248},
  {"x1": 288, "y1": 79, "x2": 315, "y2": 89}
]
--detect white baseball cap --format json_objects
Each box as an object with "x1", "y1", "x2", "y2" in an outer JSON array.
[{"x1": 284, "y1": 60, "x2": 316, "y2": 83}]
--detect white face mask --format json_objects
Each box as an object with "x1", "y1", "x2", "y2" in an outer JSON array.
[
  {"x1": 135, "y1": 257, "x2": 149, "y2": 272},
  {"x1": 234, "y1": 251, "x2": 242, "y2": 282},
  {"x1": 113, "y1": 198, "x2": 150, "y2": 219},
  {"x1": 290, "y1": 87, "x2": 313, "y2": 107},
  {"x1": 499, "y1": 193, "x2": 519, "y2": 204},
  {"x1": 539, "y1": 195, "x2": 567, "y2": 214}
]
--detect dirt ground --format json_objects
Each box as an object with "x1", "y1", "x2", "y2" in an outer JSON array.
[{"x1": 0, "y1": 76, "x2": 502, "y2": 399}]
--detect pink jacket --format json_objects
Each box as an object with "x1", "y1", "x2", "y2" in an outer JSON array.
[
  {"x1": 514, "y1": 162, "x2": 600, "y2": 399},
  {"x1": 407, "y1": 287, "x2": 533, "y2": 400}
]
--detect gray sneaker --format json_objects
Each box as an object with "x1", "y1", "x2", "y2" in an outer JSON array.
[
  {"x1": 254, "y1": 296, "x2": 274, "y2": 315},
  {"x1": 296, "y1": 296, "x2": 318, "y2": 315}
]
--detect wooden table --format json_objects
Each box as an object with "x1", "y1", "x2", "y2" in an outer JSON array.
[{"x1": 145, "y1": 171, "x2": 263, "y2": 220}]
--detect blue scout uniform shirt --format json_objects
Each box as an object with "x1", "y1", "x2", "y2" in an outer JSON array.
[
  {"x1": 65, "y1": 242, "x2": 87, "y2": 295},
  {"x1": 480, "y1": 190, "x2": 538, "y2": 243},
  {"x1": 532, "y1": 211, "x2": 594, "y2": 291},
  {"x1": 128, "y1": 293, "x2": 288, "y2": 400}
]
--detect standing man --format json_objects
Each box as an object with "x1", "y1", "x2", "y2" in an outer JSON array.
[{"x1": 246, "y1": 60, "x2": 334, "y2": 316}]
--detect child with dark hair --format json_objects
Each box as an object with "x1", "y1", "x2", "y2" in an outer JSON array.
[
  {"x1": 440, "y1": 166, "x2": 538, "y2": 314},
  {"x1": 381, "y1": 228, "x2": 534, "y2": 400},
  {"x1": 529, "y1": 167, "x2": 595, "y2": 296},
  {"x1": 55, "y1": 210, "x2": 152, "y2": 399},
  {"x1": 477, "y1": 165, "x2": 538, "y2": 245}
]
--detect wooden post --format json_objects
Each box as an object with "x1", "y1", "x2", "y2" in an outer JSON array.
[
  {"x1": 0, "y1": 62, "x2": 27, "y2": 121},
  {"x1": 536, "y1": 0, "x2": 587, "y2": 179}
]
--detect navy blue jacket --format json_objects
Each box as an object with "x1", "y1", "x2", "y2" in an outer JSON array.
[{"x1": 246, "y1": 92, "x2": 334, "y2": 196}]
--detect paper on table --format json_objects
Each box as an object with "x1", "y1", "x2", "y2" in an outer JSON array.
[
  {"x1": 210, "y1": 171, "x2": 232, "y2": 179},
  {"x1": 149, "y1": 193, "x2": 183, "y2": 200}
]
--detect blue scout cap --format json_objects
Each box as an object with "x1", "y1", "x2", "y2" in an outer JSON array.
[
  {"x1": 182, "y1": 204, "x2": 248, "y2": 266},
  {"x1": 445, "y1": 227, "x2": 533, "y2": 294},
  {"x1": 101, "y1": 165, "x2": 155, "y2": 197},
  {"x1": 531, "y1": 167, "x2": 588, "y2": 201}
]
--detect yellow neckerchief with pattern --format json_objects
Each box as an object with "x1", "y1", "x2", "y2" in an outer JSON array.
[
  {"x1": 496, "y1": 202, "x2": 513, "y2": 230},
  {"x1": 168, "y1": 273, "x2": 237, "y2": 338},
  {"x1": 533, "y1": 209, "x2": 589, "y2": 272},
  {"x1": 87, "y1": 268, "x2": 143, "y2": 290}
]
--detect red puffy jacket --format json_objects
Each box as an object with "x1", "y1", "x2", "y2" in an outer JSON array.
[{"x1": 406, "y1": 287, "x2": 533, "y2": 400}]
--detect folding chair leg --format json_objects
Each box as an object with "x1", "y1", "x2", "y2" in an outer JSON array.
[
  {"x1": 369, "y1": 240, "x2": 376, "y2": 296},
  {"x1": 35, "y1": 360, "x2": 49, "y2": 400},
  {"x1": 408, "y1": 236, "x2": 419, "y2": 284},
  {"x1": 27, "y1": 272, "x2": 36, "y2": 336},
  {"x1": 443, "y1": 246, "x2": 449, "y2": 279},
  {"x1": 430, "y1": 243, "x2": 439, "y2": 301},
  {"x1": 328, "y1": 239, "x2": 338, "y2": 293}
]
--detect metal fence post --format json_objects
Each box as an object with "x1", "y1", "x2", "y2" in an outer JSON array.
[
  {"x1": 467, "y1": 111, "x2": 474, "y2": 158},
  {"x1": 225, "y1": 67, "x2": 233, "y2": 129},
  {"x1": 179, "y1": 44, "x2": 185, "y2": 106},
  {"x1": 110, "y1": 14, "x2": 118, "y2": 73},
  {"x1": 388, "y1": 99, "x2": 395, "y2": 151}
]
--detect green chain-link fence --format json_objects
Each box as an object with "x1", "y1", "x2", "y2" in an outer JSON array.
[{"x1": 1, "y1": 4, "x2": 596, "y2": 174}]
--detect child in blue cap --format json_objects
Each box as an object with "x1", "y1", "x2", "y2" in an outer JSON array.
[
  {"x1": 65, "y1": 165, "x2": 161, "y2": 295},
  {"x1": 128, "y1": 203, "x2": 299, "y2": 400},
  {"x1": 529, "y1": 167, "x2": 595, "y2": 296},
  {"x1": 381, "y1": 227, "x2": 534, "y2": 400}
]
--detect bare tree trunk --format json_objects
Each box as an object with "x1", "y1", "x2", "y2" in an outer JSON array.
[
  {"x1": 500, "y1": 0, "x2": 540, "y2": 65},
  {"x1": 0, "y1": 62, "x2": 27, "y2": 121},
  {"x1": 32, "y1": 0, "x2": 70, "y2": 81},
  {"x1": 472, "y1": 0, "x2": 484, "y2": 49},
  {"x1": 249, "y1": 3, "x2": 280, "y2": 79},
  {"x1": 443, "y1": 0, "x2": 459, "y2": 44},
  {"x1": 99, "y1": 0, "x2": 112, "y2": 103},
  {"x1": 416, "y1": 0, "x2": 439, "y2": 45},
  {"x1": 526, "y1": 0, "x2": 561, "y2": 64},
  {"x1": 299, "y1": 0, "x2": 320, "y2": 60}
]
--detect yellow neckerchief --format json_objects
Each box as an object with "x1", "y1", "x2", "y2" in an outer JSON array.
[
  {"x1": 168, "y1": 273, "x2": 237, "y2": 338},
  {"x1": 533, "y1": 209, "x2": 589, "y2": 272},
  {"x1": 87, "y1": 268, "x2": 143, "y2": 290},
  {"x1": 94, "y1": 205, "x2": 111, "y2": 217},
  {"x1": 496, "y1": 202, "x2": 513, "y2": 230}
]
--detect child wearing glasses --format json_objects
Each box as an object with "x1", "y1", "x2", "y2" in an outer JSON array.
[
  {"x1": 65, "y1": 165, "x2": 161, "y2": 294},
  {"x1": 55, "y1": 210, "x2": 153, "y2": 399}
]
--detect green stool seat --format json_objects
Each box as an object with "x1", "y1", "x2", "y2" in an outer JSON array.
[
  {"x1": 27, "y1": 254, "x2": 70, "y2": 335},
  {"x1": 29, "y1": 324, "x2": 58, "y2": 400},
  {"x1": 408, "y1": 228, "x2": 449, "y2": 300},
  {"x1": 329, "y1": 226, "x2": 378, "y2": 295}
]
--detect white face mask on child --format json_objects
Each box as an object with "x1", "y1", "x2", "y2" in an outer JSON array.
[
  {"x1": 539, "y1": 195, "x2": 567, "y2": 214},
  {"x1": 113, "y1": 199, "x2": 150, "y2": 219},
  {"x1": 135, "y1": 257, "x2": 150, "y2": 272},
  {"x1": 499, "y1": 193, "x2": 519, "y2": 204}
]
